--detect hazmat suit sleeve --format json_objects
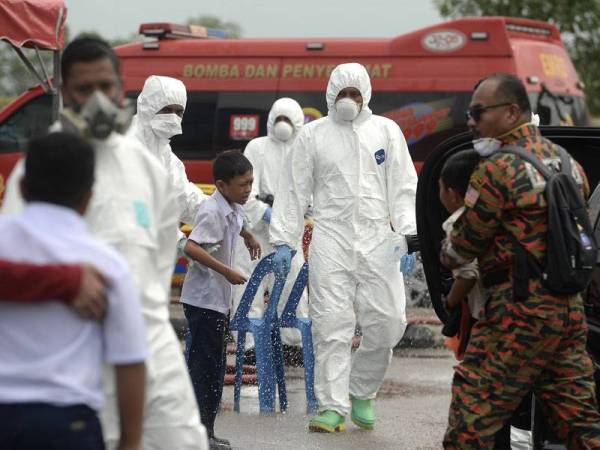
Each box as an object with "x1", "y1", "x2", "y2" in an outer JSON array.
[
  {"x1": 270, "y1": 127, "x2": 314, "y2": 248},
  {"x1": 155, "y1": 186, "x2": 181, "y2": 291},
  {"x1": 242, "y1": 139, "x2": 268, "y2": 228},
  {"x1": 386, "y1": 123, "x2": 417, "y2": 236},
  {"x1": 165, "y1": 148, "x2": 206, "y2": 226},
  {"x1": 1, "y1": 158, "x2": 25, "y2": 215}
]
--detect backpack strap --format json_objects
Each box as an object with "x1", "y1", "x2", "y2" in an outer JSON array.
[
  {"x1": 500, "y1": 145, "x2": 554, "y2": 179},
  {"x1": 497, "y1": 145, "x2": 550, "y2": 299},
  {"x1": 502, "y1": 144, "x2": 574, "y2": 181},
  {"x1": 556, "y1": 146, "x2": 573, "y2": 178}
]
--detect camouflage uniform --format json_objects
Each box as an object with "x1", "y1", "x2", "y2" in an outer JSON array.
[{"x1": 443, "y1": 123, "x2": 600, "y2": 449}]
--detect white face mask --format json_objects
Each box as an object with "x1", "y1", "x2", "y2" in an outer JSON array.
[
  {"x1": 335, "y1": 97, "x2": 360, "y2": 121},
  {"x1": 472, "y1": 137, "x2": 502, "y2": 157},
  {"x1": 150, "y1": 113, "x2": 182, "y2": 139},
  {"x1": 272, "y1": 121, "x2": 294, "y2": 142}
]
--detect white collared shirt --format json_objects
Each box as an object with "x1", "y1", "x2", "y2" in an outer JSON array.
[
  {"x1": 0, "y1": 203, "x2": 147, "y2": 410},
  {"x1": 180, "y1": 190, "x2": 244, "y2": 314},
  {"x1": 442, "y1": 206, "x2": 486, "y2": 320}
]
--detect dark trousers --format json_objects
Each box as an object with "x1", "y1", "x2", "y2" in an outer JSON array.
[
  {"x1": 0, "y1": 403, "x2": 104, "y2": 450},
  {"x1": 183, "y1": 304, "x2": 229, "y2": 436}
]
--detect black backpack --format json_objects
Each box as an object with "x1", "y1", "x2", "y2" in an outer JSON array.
[{"x1": 500, "y1": 145, "x2": 597, "y2": 296}]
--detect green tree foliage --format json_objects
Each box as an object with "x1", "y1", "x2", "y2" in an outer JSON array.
[
  {"x1": 0, "y1": 27, "x2": 138, "y2": 99},
  {"x1": 0, "y1": 46, "x2": 53, "y2": 96},
  {"x1": 186, "y1": 15, "x2": 242, "y2": 38},
  {"x1": 434, "y1": 0, "x2": 600, "y2": 115}
]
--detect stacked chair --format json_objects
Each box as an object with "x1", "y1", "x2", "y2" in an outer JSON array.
[{"x1": 229, "y1": 254, "x2": 317, "y2": 413}]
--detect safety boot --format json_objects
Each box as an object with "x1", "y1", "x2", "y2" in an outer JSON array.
[
  {"x1": 308, "y1": 410, "x2": 346, "y2": 433},
  {"x1": 351, "y1": 397, "x2": 375, "y2": 430}
]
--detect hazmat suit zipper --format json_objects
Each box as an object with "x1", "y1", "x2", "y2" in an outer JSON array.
[{"x1": 351, "y1": 125, "x2": 361, "y2": 270}]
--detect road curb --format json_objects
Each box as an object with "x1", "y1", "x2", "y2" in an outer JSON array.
[{"x1": 399, "y1": 308, "x2": 445, "y2": 349}]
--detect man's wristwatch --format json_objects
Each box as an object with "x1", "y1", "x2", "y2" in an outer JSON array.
[{"x1": 405, "y1": 234, "x2": 420, "y2": 254}]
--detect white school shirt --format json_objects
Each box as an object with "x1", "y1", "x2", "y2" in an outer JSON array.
[
  {"x1": 180, "y1": 190, "x2": 244, "y2": 314},
  {"x1": 442, "y1": 206, "x2": 486, "y2": 320},
  {"x1": 0, "y1": 203, "x2": 147, "y2": 411}
]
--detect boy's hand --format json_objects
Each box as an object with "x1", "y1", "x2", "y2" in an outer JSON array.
[
  {"x1": 243, "y1": 233, "x2": 262, "y2": 260},
  {"x1": 72, "y1": 265, "x2": 108, "y2": 320},
  {"x1": 440, "y1": 238, "x2": 462, "y2": 270},
  {"x1": 226, "y1": 268, "x2": 248, "y2": 285}
]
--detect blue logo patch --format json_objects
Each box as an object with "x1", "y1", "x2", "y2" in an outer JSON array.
[
  {"x1": 374, "y1": 149, "x2": 386, "y2": 165},
  {"x1": 133, "y1": 200, "x2": 150, "y2": 229}
]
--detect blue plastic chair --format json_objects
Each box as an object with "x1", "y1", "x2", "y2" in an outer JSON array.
[
  {"x1": 230, "y1": 253, "x2": 288, "y2": 414},
  {"x1": 279, "y1": 262, "x2": 318, "y2": 412}
]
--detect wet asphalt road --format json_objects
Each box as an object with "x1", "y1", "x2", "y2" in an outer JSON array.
[{"x1": 215, "y1": 348, "x2": 455, "y2": 450}]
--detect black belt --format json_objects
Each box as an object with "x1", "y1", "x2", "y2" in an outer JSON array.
[{"x1": 482, "y1": 269, "x2": 510, "y2": 288}]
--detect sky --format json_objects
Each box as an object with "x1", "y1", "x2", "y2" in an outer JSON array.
[{"x1": 66, "y1": 0, "x2": 444, "y2": 41}]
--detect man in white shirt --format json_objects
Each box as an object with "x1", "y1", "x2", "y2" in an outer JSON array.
[{"x1": 0, "y1": 132, "x2": 147, "y2": 450}]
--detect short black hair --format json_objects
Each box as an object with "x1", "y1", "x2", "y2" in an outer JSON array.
[
  {"x1": 440, "y1": 149, "x2": 481, "y2": 198},
  {"x1": 476, "y1": 73, "x2": 531, "y2": 115},
  {"x1": 213, "y1": 150, "x2": 253, "y2": 183},
  {"x1": 61, "y1": 37, "x2": 120, "y2": 82},
  {"x1": 24, "y1": 132, "x2": 95, "y2": 208}
]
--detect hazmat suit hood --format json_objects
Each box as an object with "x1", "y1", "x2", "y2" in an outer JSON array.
[
  {"x1": 266, "y1": 97, "x2": 304, "y2": 139},
  {"x1": 326, "y1": 63, "x2": 372, "y2": 124},
  {"x1": 131, "y1": 75, "x2": 187, "y2": 157}
]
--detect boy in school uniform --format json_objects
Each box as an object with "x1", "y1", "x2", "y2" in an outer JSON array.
[
  {"x1": 0, "y1": 132, "x2": 147, "y2": 450},
  {"x1": 438, "y1": 149, "x2": 486, "y2": 358},
  {"x1": 181, "y1": 150, "x2": 259, "y2": 450}
]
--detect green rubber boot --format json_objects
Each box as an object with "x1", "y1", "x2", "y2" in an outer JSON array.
[
  {"x1": 351, "y1": 397, "x2": 375, "y2": 430},
  {"x1": 308, "y1": 410, "x2": 346, "y2": 433}
]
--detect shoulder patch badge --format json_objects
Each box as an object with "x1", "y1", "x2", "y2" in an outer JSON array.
[
  {"x1": 374, "y1": 149, "x2": 386, "y2": 165},
  {"x1": 133, "y1": 200, "x2": 150, "y2": 229}
]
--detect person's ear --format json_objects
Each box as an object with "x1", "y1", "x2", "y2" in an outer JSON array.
[
  {"x1": 215, "y1": 179, "x2": 226, "y2": 191},
  {"x1": 507, "y1": 103, "x2": 522, "y2": 125},
  {"x1": 449, "y1": 187, "x2": 462, "y2": 204}
]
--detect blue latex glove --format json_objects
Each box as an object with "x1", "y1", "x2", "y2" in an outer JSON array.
[
  {"x1": 400, "y1": 252, "x2": 417, "y2": 277},
  {"x1": 273, "y1": 245, "x2": 293, "y2": 278},
  {"x1": 262, "y1": 207, "x2": 272, "y2": 224}
]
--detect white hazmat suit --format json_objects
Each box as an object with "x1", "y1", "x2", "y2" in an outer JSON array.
[
  {"x1": 233, "y1": 98, "x2": 309, "y2": 346},
  {"x1": 270, "y1": 63, "x2": 417, "y2": 415},
  {"x1": 1, "y1": 131, "x2": 208, "y2": 450},
  {"x1": 129, "y1": 75, "x2": 206, "y2": 225}
]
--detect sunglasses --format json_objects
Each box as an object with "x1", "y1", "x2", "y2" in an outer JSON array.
[{"x1": 466, "y1": 102, "x2": 512, "y2": 122}]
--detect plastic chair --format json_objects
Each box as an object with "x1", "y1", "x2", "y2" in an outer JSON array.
[
  {"x1": 279, "y1": 261, "x2": 318, "y2": 412},
  {"x1": 230, "y1": 253, "x2": 288, "y2": 414}
]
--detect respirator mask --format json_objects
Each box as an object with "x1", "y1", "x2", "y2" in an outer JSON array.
[
  {"x1": 272, "y1": 121, "x2": 294, "y2": 142},
  {"x1": 60, "y1": 91, "x2": 133, "y2": 140},
  {"x1": 335, "y1": 97, "x2": 360, "y2": 121},
  {"x1": 150, "y1": 114, "x2": 183, "y2": 140}
]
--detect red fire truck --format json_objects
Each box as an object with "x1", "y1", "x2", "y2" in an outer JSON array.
[{"x1": 0, "y1": 15, "x2": 588, "y2": 193}]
